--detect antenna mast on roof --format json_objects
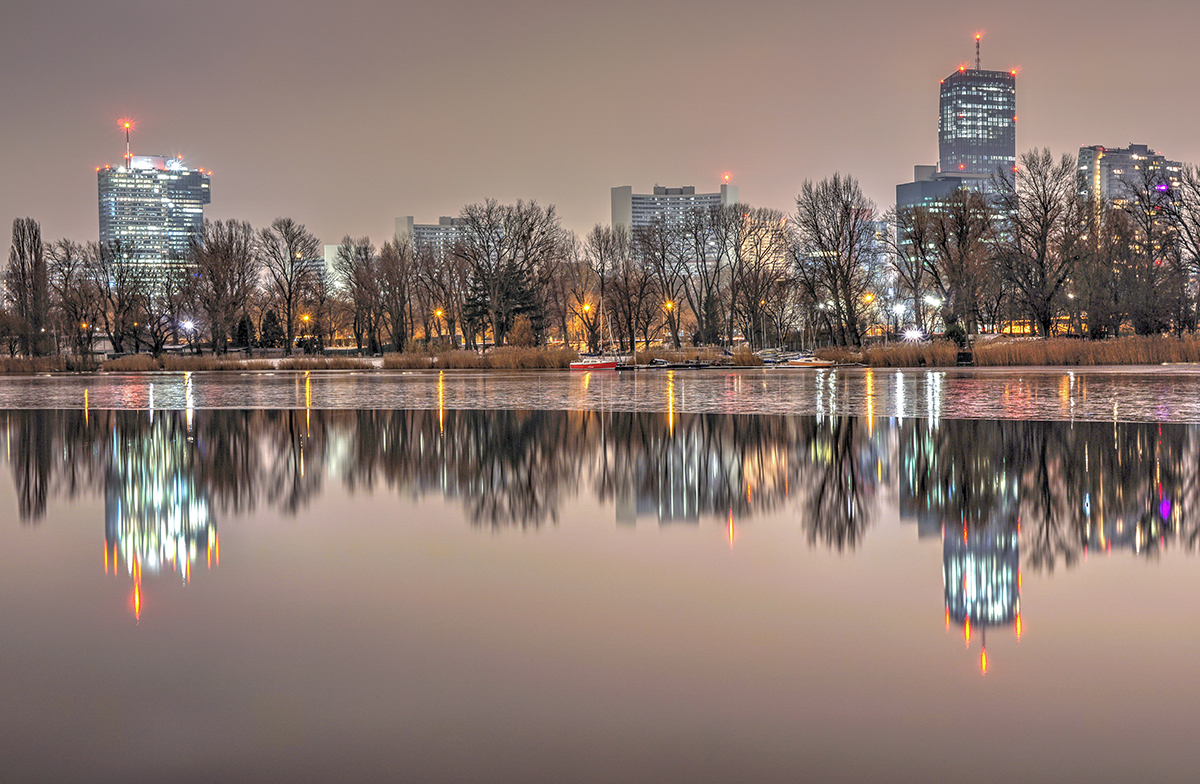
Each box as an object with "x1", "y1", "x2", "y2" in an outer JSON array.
[
  {"x1": 975, "y1": 33, "x2": 981, "y2": 70},
  {"x1": 118, "y1": 118, "x2": 135, "y2": 167}
]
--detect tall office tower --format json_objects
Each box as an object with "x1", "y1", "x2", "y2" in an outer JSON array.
[
  {"x1": 1077, "y1": 144, "x2": 1181, "y2": 205},
  {"x1": 938, "y1": 53, "x2": 1016, "y2": 176},
  {"x1": 897, "y1": 38, "x2": 1016, "y2": 212},
  {"x1": 97, "y1": 154, "x2": 211, "y2": 274},
  {"x1": 611, "y1": 183, "x2": 739, "y2": 234}
]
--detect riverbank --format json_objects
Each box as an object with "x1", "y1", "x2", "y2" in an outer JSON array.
[
  {"x1": 817, "y1": 335, "x2": 1200, "y2": 368},
  {"x1": 3, "y1": 335, "x2": 1200, "y2": 373}
]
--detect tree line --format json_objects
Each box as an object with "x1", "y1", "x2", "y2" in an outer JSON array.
[{"x1": 7, "y1": 148, "x2": 1200, "y2": 356}]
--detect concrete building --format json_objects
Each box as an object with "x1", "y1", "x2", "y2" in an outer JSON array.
[
  {"x1": 1077, "y1": 144, "x2": 1181, "y2": 205},
  {"x1": 395, "y1": 216, "x2": 465, "y2": 261},
  {"x1": 611, "y1": 183, "x2": 739, "y2": 233},
  {"x1": 97, "y1": 154, "x2": 211, "y2": 273}
]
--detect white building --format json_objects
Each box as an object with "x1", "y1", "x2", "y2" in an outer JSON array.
[{"x1": 611, "y1": 183, "x2": 739, "y2": 233}]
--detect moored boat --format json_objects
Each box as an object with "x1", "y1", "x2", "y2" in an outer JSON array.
[{"x1": 785, "y1": 356, "x2": 836, "y2": 368}]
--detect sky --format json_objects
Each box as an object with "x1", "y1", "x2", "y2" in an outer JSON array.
[{"x1": 3, "y1": 0, "x2": 1200, "y2": 247}]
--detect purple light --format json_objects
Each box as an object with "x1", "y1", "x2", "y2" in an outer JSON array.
[
  {"x1": 1161, "y1": 497, "x2": 1171, "y2": 520},
  {"x1": 1156, "y1": 182, "x2": 1170, "y2": 192}
]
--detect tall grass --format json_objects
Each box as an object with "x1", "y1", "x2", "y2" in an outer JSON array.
[
  {"x1": 276, "y1": 356, "x2": 373, "y2": 370},
  {"x1": 974, "y1": 335, "x2": 1200, "y2": 366},
  {"x1": 0, "y1": 356, "x2": 82, "y2": 373},
  {"x1": 814, "y1": 347, "x2": 868, "y2": 365},
  {"x1": 382, "y1": 347, "x2": 579, "y2": 370},
  {"x1": 100, "y1": 354, "x2": 373, "y2": 372},
  {"x1": 862, "y1": 341, "x2": 959, "y2": 368},
  {"x1": 632, "y1": 347, "x2": 727, "y2": 365}
]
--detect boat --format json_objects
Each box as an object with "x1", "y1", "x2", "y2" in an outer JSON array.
[
  {"x1": 570, "y1": 304, "x2": 627, "y2": 370},
  {"x1": 570, "y1": 356, "x2": 622, "y2": 370},
  {"x1": 785, "y1": 355, "x2": 836, "y2": 368}
]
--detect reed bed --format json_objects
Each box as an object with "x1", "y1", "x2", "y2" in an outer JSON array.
[
  {"x1": 383, "y1": 346, "x2": 579, "y2": 370},
  {"x1": 632, "y1": 347, "x2": 727, "y2": 365},
  {"x1": 0, "y1": 356, "x2": 79, "y2": 373},
  {"x1": 861, "y1": 341, "x2": 958, "y2": 368},
  {"x1": 973, "y1": 335, "x2": 1200, "y2": 366},
  {"x1": 814, "y1": 346, "x2": 870, "y2": 365},
  {"x1": 276, "y1": 356, "x2": 373, "y2": 370},
  {"x1": 100, "y1": 354, "x2": 371, "y2": 372}
]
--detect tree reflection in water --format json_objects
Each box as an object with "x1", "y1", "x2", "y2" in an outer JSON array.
[{"x1": 2, "y1": 409, "x2": 1198, "y2": 570}]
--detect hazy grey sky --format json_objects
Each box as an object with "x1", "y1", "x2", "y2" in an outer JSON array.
[{"x1": 3, "y1": 0, "x2": 1198, "y2": 246}]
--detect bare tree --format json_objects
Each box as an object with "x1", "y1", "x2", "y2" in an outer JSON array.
[
  {"x1": 791, "y1": 174, "x2": 878, "y2": 346},
  {"x1": 88, "y1": 240, "x2": 146, "y2": 354},
  {"x1": 48, "y1": 239, "x2": 97, "y2": 357},
  {"x1": 258, "y1": 218, "x2": 321, "y2": 355},
  {"x1": 994, "y1": 149, "x2": 1083, "y2": 337},
  {"x1": 634, "y1": 219, "x2": 687, "y2": 348},
  {"x1": 333, "y1": 236, "x2": 381, "y2": 353},
  {"x1": 377, "y1": 235, "x2": 416, "y2": 351},
  {"x1": 923, "y1": 188, "x2": 994, "y2": 336},
  {"x1": 453, "y1": 200, "x2": 564, "y2": 346},
  {"x1": 191, "y1": 219, "x2": 259, "y2": 354}
]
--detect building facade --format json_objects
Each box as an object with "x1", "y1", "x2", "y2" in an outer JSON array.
[
  {"x1": 395, "y1": 216, "x2": 464, "y2": 261},
  {"x1": 97, "y1": 155, "x2": 211, "y2": 271},
  {"x1": 611, "y1": 183, "x2": 739, "y2": 233},
  {"x1": 938, "y1": 66, "x2": 1017, "y2": 176},
  {"x1": 1077, "y1": 144, "x2": 1181, "y2": 205},
  {"x1": 896, "y1": 45, "x2": 1016, "y2": 213}
]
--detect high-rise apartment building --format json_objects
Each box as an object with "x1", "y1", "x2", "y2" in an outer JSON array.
[
  {"x1": 395, "y1": 216, "x2": 464, "y2": 261},
  {"x1": 97, "y1": 155, "x2": 211, "y2": 271},
  {"x1": 1077, "y1": 144, "x2": 1181, "y2": 205},
  {"x1": 611, "y1": 183, "x2": 739, "y2": 233}
]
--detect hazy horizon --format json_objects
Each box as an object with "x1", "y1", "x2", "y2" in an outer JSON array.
[{"x1": 3, "y1": 0, "x2": 1197, "y2": 246}]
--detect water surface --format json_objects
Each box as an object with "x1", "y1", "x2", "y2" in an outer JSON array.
[{"x1": 2, "y1": 406, "x2": 1199, "y2": 782}]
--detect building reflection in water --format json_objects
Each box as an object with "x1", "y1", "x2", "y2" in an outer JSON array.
[
  {"x1": 104, "y1": 413, "x2": 217, "y2": 621},
  {"x1": 3, "y1": 409, "x2": 1200, "y2": 638}
]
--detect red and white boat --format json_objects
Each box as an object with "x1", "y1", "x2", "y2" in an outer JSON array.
[{"x1": 570, "y1": 356, "x2": 625, "y2": 370}]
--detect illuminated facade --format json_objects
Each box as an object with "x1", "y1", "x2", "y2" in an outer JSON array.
[
  {"x1": 97, "y1": 155, "x2": 211, "y2": 271},
  {"x1": 938, "y1": 67, "x2": 1016, "y2": 177},
  {"x1": 896, "y1": 44, "x2": 1016, "y2": 212},
  {"x1": 611, "y1": 184, "x2": 739, "y2": 233},
  {"x1": 1077, "y1": 144, "x2": 1181, "y2": 205}
]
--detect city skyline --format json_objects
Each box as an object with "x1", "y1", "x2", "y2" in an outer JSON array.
[{"x1": 3, "y1": 0, "x2": 1199, "y2": 247}]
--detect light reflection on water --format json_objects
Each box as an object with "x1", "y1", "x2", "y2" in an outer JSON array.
[
  {"x1": 5, "y1": 365, "x2": 1200, "y2": 421},
  {"x1": 3, "y1": 405, "x2": 1200, "y2": 781}
]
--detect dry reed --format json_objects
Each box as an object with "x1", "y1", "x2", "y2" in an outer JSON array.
[
  {"x1": 277, "y1": 356, "x2": 373, "y2": 370},
  {"x1": 0, "y1": 356, "x2": 75, "y2": 373},
  {"x1": 814, "y1": 346, "x2": 869, "y2": 365},
  {"x1": 861, "y1": 341, "x2": 959, "y2": 368},
  {"x1": 973, "y1": 335, "x2": 1200, "y2": 366},
  {"x1": 383, "y1": 347, "x2": 579, "y2": 370},
  {"x1": 632, "y1": 347, "x2": 726, "y2": 365}
]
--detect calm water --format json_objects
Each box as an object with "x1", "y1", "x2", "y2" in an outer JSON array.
[
  {"x1": 2, "y1": 370, "x2": 1200, "y2": 782},
  {"x1": 2, "y1": 364, "x2": 1200, "y2": 420}
]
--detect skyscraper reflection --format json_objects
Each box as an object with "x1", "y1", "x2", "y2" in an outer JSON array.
[{"x1": 2, "y1": 409, "x2": 1198, "y2": 566}]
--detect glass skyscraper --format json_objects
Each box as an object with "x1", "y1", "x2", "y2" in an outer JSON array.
[
  {"x1": 938, "y1": 67, "x2": 1016, "y2": 176},
  {"x1": 97, "y1": 154, "x2": 211, "y2": 271}
]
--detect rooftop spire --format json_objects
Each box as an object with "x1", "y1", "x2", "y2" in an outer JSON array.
[{"x1": 975, "y1": 33, "x2": 981, "y2": 70}]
